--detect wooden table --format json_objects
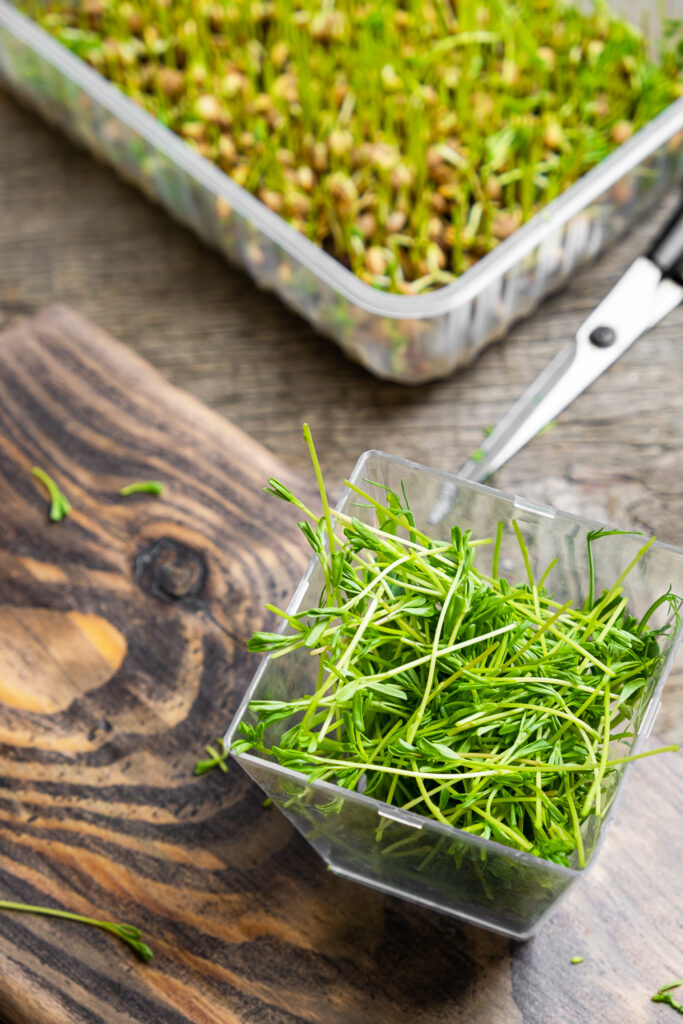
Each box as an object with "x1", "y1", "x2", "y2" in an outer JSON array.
[{"x1": 0, "y1": 88, "x2": 681, "y2": 1023}]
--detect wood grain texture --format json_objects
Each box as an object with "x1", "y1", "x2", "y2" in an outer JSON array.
[
  {"x1": 0, "y1": 306, "x2": 679, "y2": 1024},
  {"x1": 0, "y1": 86, "x2": 681, "y2": 1022}
]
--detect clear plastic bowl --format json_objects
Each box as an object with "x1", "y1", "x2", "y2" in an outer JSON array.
[
  {"x1": 226, "y1": 451, "x2": 683, "y2": 939},
  {"x1": 0, "y1": 1, "x2": 682, "y2": 382}
]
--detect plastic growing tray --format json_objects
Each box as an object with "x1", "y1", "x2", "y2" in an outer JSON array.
[
  {"x1": 1, "y1": 1, "x2": 682, "y2": 382},
  {"x1": 226, "y1": 451, "x2": 683, "y2": 939}
]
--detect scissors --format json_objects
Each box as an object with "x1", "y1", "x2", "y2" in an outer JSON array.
[{"x1": 429, "y1": 194, "x2": 683, "y2": 523}]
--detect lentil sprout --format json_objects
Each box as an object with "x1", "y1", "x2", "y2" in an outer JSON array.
[{"x1": 24, "y1": 0, "x2": 683, "y2": 293}]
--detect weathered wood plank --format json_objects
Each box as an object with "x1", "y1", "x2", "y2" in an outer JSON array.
[{"x1": 0, "y1": 305, "x2": 320, "y2": 1024}]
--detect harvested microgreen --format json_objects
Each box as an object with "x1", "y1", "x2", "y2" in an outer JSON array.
[
  {"x1": 22, "y1": 0, "x2": 683, "y2": 294},
  {"x1": 32, "y1": 467, "x2": 71, "y2": 522},
  {"x1": 0, "y1": 899, "x2": 153, "y2": 961},
  {"x1": 234, "y1": 427, "x2": 679, "y2": 867},
  {"x1": 570, "y1": 955, "x2": 585, "y2": 964},
  {"x1": 194, "y1": 737, "x2": 229, "y2": 775},
  {"x1": 653, "y1": 980, "x2": 683, "y2": 1014},
  {"x1": 119, "y1": 481, "x2": 164, "y2": 497},
  {"x1": 262, "y1": 797, "x2": 273, "y2": 808}
]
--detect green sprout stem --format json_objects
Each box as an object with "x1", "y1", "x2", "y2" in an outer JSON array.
[
  {"x1": 119, "y1": 481, "x2": 165, "y2": 497},
  {"x1": 303, "y1": 422, "x2": 336, "y2": 560},
  {"x1": 0, "y1": 900, "x2": 153, "y2": 962},
  {"x1": 194, "y1": 737, "x2": 229, "y2": 775},
  {"x1": 652, "y1": 980, "x2": 683, "y2": 1014},
  {"x1": 32, "y1": 467, "x2": 71, "y2": 522}
]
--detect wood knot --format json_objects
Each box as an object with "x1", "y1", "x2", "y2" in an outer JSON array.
[{"x1": 135, "y1": 538, "x2": 208, "y2": 603}]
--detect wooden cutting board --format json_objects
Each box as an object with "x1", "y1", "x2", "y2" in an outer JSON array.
[{"x1": 0, "y1": 306, "x2": 680, "y2": 1024}]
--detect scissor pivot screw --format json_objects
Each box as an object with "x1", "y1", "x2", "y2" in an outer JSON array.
[{"x1": 589, "y1": 325, "x2": 616, "y2": 347}]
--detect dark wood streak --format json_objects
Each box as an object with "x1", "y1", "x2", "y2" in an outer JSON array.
[{"x1": 0, "y1": 305, "x2": 678, "y2": 1024}]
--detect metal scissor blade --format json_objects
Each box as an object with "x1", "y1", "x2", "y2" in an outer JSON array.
[
  {"x1": 428, "y1": 256, "x2": 682, "y2": 525},
  {"x1": 462, "y1": 256, "x2": 675, "y2": 481},
  {"x1": 456, "y1": 339, "x2": 578, "y2": 484}
]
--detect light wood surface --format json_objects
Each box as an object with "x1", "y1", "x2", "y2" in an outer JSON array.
[{"x1": 0, "y1": 88, "x2": 682, "y2": 1023}]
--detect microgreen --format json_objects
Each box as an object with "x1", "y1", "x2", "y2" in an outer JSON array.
[
  {"x1": 652, "y1": 980, "x2": 683, "y2": 1014},
  {"x1": 194, "y1": 737, "x2": 229, "y2": 775},
  {"x1": 32, "y1": 467, "x2": 71, "y2": 522},
  {"x1": 119, "y1": 481, "x2": 164, "y2": 496},
  {"x1": 0, "y1": 900, "x2": 153, "y2": 961},
  {"x1": 24, "y1": 0, "x2": 683, "y2": 294},
  {"x1": 570, "y1": 955, "x2": 585, "y2": 964},
  {"x1": 236, "y1": 432, "x2": 680, "y2": 867}
]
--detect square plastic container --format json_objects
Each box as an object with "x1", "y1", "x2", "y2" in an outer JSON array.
[
  {"x1": 0, "y1": 1, "x2": 682, "y2": 382},
  {"x1": 226, "y1": 451, "x2": 683, "y2": 939}
]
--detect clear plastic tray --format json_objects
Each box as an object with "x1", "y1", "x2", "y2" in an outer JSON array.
[
  {"x1": 1, "y1": 2, "x2": 682, "y2": 382},
  {"x1": 226, "y1": 452, "x2": 683, "y2": 939}
]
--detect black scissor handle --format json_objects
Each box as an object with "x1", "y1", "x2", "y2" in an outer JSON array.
[{"x1": 646, "y1": 194, "x2": 683, "y2": 283}]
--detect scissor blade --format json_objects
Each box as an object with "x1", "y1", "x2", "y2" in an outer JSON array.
[
  {"x1": 459, "y1": 256, "x2": 680, "y2": 484},
  {"x1": 427, "y1": 256, "x2": 682, "y2": 525},
  {"x1": 457, "y1": 340, "x2": 578, "y2": 484}
]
